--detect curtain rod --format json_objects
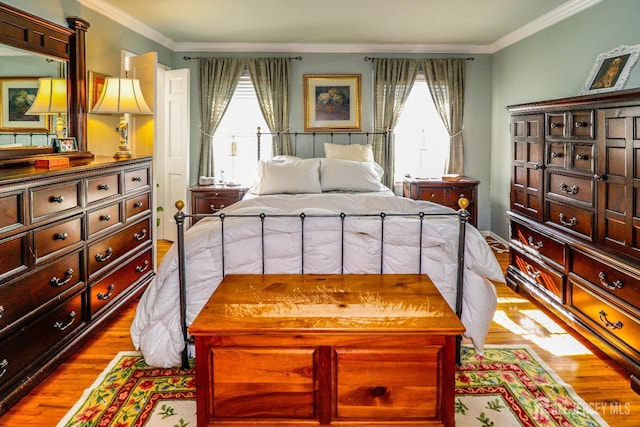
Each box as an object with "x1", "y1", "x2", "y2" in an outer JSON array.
[
  {"x1": 183, "y1": 56, "x2": 302, "y2": 61},
  {"x1": 364, "y1": 56, "x2": 474, "y2": 61}
]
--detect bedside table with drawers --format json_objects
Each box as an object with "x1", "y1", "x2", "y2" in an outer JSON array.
[
  {"x1": 403, "y1": 177, "x2": 480, "y2": 227},
  {"x1": 189, "y1": 185, "x2": 249, "y2": 224}
]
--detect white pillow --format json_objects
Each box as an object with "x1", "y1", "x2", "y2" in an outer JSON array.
[
  {"x1": 320, "y1": 158, "x2": 385, "y2": 192},
  {"x1": 252, "y1": 158, "x2": 322, "y2": 195},
  {"x1": 270, "y1": 155, "x2": 301, "y2": 162},
  {"x1": 324, "y1": 143, "x2": 374, "y2": 162}
]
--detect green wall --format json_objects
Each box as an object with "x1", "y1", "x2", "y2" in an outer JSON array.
[{"x1": 490, "y1": 0, "x2": 640, "y2": 239}]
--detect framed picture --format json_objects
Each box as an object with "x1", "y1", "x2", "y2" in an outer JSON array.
[
  {"x1": 88, "y1": 71, "x2": 108, "y2": 111},
  {"x1": 304, "y1": 74, "x2": 361, "y2": 131},
  {"x1": 580, "y1": 45, "x2": 640, "y2": 95},
  {"x1": 0, "y1": 77, "x2": 51, "y2": 132},
  {"x1": 53, "y1": 136, "x2": 78, "y2": 153}
]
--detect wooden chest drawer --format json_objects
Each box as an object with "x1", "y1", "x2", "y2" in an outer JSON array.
[
  {"x1": 0, "y1": 233, "x2": 27, "y2": 280},
  {"x1": 89, "y1": 248, "x2": 152, "y2": 317},
  {"x1": 547, "y1": 142, "x2": 567, "y2": 167},
  {"x1": 546, "y1": 113, "x2": 566, "y2": 138},
  {"x1": 125, "y1": 192, "x2": 150, "y2": 221},
  {"x1": 87, "y1": 202, "x2": 122, "y2": 237},
  {"x1": 30, "y1": 181, "x2": 80, "y2": 222},
  {"x1": 86, "y1": 172, "x2": 120, "y2": 204},
  {"x1": 87, "y1": 217, "x2": 150, "y2": 277},
  {"x1": 572, "y1": 143, "x2": 594, "y2": 172},
  {"x1": 571, "y1": 110, "x2": 594, "y2": 139},
  {"x1": 547, "y1": 201, "x2": 593, "y2": 240},
  {"x1": 124, "y1": 167, "x2": 149, "y2": 193},
  {"x1": 0, "y1": 250, "x2": 82, "y2": 333},
  {"x1": 512, "y1": 249, "x2": 565, "y2": 302},
  {"x1": 0, "y1": 292, "x2": 83, "y2": 396},
  {"x1": 415, "y1": 187, "x2": 447, "y2": 203},
  {"x1": 34, "y1": 215, "x2": 83, "y2": 262},
  {"x1": 570, "y1": 250, "x2": 640, "y2": 310},
  {"x1": 0, "y1": 191, "x2": 23, "y2": 234},
  {"x1": 547, "y1": 172, "x2": 594, "y2": 206},
  {"x1": 571, "y1": 282, "x2": 640, "y2": 358},
  {"x1": 510, "y1": 220, "x2": 565, "y2": 268}
]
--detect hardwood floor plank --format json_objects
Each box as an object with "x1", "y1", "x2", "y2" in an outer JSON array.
[{"x1": 1, "y1": 240, "x2": 639, "y2": 426}]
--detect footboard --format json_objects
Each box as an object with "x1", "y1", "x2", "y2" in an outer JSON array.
[{"x1": 173, "y1": 198, "x2": 471, "y2": 369}]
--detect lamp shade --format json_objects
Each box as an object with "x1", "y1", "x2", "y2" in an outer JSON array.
[
  {"x1": 91, "y1": 77, "x2": 152, "y2": 114},
  {"x1": 26, "y1": 78, "x2": 67, "y2": 114}
]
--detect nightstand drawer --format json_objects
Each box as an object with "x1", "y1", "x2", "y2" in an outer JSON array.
[
  {"x1": 190, "y1": 185, "x2": 248, "y2": 224},
  {"x1": 415, "y1": 188, "x2": 447, "y2": 203}
]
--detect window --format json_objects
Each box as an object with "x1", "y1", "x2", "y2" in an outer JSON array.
[
  {"x1": 212, "y1": 69, "x2": 272, "y2": 185},
  {"x1": 393, "y1": 73, "x2": 449, "y2": 183}
]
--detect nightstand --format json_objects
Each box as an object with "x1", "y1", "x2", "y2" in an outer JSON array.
[
  {"x1": 189, "y1": 185, "x2": 248, "y2": 224},
  {"x1": 403, "y1": 177, "x2": 479, "y2": 227}
]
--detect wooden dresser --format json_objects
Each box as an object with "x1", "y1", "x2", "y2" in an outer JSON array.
[
  {"x1": 403, "y1": 177, "x2": 479, "y2": 227},
  {"x1": 190, "y1": 274, "x2": 464, "y2": 427},
  {"x1": 507, "y1": 89, "x2": 640, "y2": 393},
  {"x1": 189, "y1": 184, "x2": 248, "y2": 224},
  {"x1": 0, "y1": 156, "x2": 155, "y2": 413}
]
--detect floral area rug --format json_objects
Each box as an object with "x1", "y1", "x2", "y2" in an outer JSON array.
[{"x1": 58, "y1": 345, "x2": 608, "y2": 427}]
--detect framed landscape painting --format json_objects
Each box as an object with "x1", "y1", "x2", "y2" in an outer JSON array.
[
  {"x1": 0, "y1": 77, "x2": 50, "y2": 132},
  {"x1": 304, "y1": 74, "x2": 361, "y2": 131}
]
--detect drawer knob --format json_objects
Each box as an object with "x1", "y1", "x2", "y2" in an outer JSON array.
[
  {"x1": 598, "y1": 272, "x2": 624, "y2": 290},
  {"x1": 551, "y1": 152, "x2": 563, "y2": 158},
  {"x1": 98, "y1": 184, "x2": 110, "y2": 191},
  {"x1": 134, "y1": 228, "x2": 148, "y2": 241},
  {"x1": 97, "y1": 283, "x2": 116, "y2": 300},
  {"x1": 54, "y1": 232, "x2": 68, "y2": 241},
  {"x1": 50, "y1": 195, "x2": 64, "y2": 203},
  {"x1": 550, "y1": 122, "x2": 563, "y2": 128},
  {"x1": 559, "y1": 213, "x2": 577, "y2": 227},
  {"x1": 575, "y1": 154, "x2": 588, "y2": 161},
  {"x1": 132, "y1": 176, "x2": 142, "y2": 182},
  {"x1": 95, "y1": 247, "x2": 113, "y2": 262},
  {"x1": 100, "y1": 214, "x2": 112, "y2": 221},
  {"x1": 575, "y1": 121, "x2": 588, "y2": 128},
  {"x1": 53, "y1": 310, "x2": 77, "y2": 331},
  {"x1": 598, "y1": 310, "x2": 623, "y2": 330},
  {"x1": 559, "y1": 183, "x2": 579, "y2": 195},
  {"x1": 0, "y1": 359, "x2": 7, "y2": 378},
  {"x1": 134, "y1": 201, "x2": 144, "y2": 208},
  {"x1": 527, "y1": 236, "x2": 543, "y2": 250},
  {"x1": 136, "y1": 260, "x2": 150, "y2": 273},
  {"x1": 50, "y1": 268, "x2": 74, "y2": 287}
]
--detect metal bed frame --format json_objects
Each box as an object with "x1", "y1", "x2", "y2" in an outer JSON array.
[{"x1": 173, "y1": 197, "x2": 471, "y2": 369}]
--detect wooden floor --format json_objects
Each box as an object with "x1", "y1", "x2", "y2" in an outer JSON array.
[{"x1": 1, "y1": 240, "x2": 639, "y2": 426}]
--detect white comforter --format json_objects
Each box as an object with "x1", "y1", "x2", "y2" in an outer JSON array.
[{"x1": 131, "y1": 192, "x2": 505, "y2": 368}]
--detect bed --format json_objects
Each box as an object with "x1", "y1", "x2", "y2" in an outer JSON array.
[{"x1": 130, "y1": 139, "x2": 505, "y2": 369}]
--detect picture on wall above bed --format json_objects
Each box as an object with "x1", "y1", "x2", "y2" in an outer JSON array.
[
  {"x1": 579, "y1": 44, "x2": 640, "y2": 95},
  {"x1": 304, "y1": 74, "x2": 361, "y2": 131}
]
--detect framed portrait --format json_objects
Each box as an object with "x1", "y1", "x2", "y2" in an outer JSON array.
[
  {"x1": 88, "y1": 71, "x2": 108, "y2": 112},
  {"x1": 0, "y1": 77, "x2": 51, "y2": 132},
  {"x1": 304, "y1": 74, "x2": 361, "y2": 131},
  {"x1": 53, "y1": 136, "x2": 78, "y2": 153},
  {"x1": 580, "y1": 45, "x2": 640, "y2": 95}
]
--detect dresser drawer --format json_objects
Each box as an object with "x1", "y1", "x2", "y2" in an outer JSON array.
[
  {"x1": 0, "y1": 191, "x2": 23, "y2": 234},
  {"x1": 571, "y1": 110, "x2": 594, "y2": 139},
  {"x1": 547, "y1": 142, "x2": 567, "y2": 167},
  {"x1": 570, "y1": 250, "x2": 640, "y2": 310},
  {"x1": 30, "y1": 181, "x2": 80, "y2": 222},
  {"x1": 512, "y1": 249, "x2": 565, "y2": 302},
  {"x1": 336, "y1": 347, "x2": 441, "y2": 419},
  {"x1": 510, "y1": 221, "x2": 565, "y2": 268},
  {"x1": 572, "y1": 143, "x2": 594, "y2": 172},
  {"x1": 0, "y1": 250, "x2": 83, "y2": 333},
  {"x1": 124, "y1": 167, "x2": 149, "y2": 193},
  {"x1": 88, "y1": 202, "x2": 122, "y2": 237},
  {"x1": 87, "y1": 217, "x2": 151, "y2": 277},
  {"x1": 89, "y1": 248, "x2": 152, "y2": 318},
  {"x1": 125, "y1": 192, "x2": 150, "y2": 220},
  {"x1": 0, "y1": 292, "x2": 83, "y2": 395},
  {"x1": 546, "y1": 201, "x2": 593, "y2": 240},
  {"x1": 34, "y1": 215, "x2": 83, "y2": 262},
  {"x1": 571, "y1": 282, "x2": 640, "y2": 358},
  {"x1": 86, "y1": 172, "x2": 120, "y2": 204},
  {"x1": 0, "y1": 233, "x2": 27, "y2": 280},
  {"x1": 546, "y1": 113, "x2": 566, "y2": 138},
  {"x1": 547, "y1": 172, "x2": 594, "y2": 206}
]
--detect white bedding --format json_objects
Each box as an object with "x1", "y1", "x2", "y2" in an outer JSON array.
[{"x1": 131, "y1": 192, "x2": 505, "y2": 368}]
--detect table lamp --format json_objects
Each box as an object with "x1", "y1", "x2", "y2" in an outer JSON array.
[
  {"x1": 91, "y1": 77, "x2": 152, "y2": 159},
  {"x1": 26, "y1": 77, "x2": 67, "y2": 139}
]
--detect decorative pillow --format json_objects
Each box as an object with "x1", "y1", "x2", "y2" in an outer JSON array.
[
  {"x1": 251, "y1": 158, "x2": 322, "y2": 195},
  {"x1": 323, "y1": 143, "x2": 374, "y2": 162},
  {"x1": 320, "y1": 158, "x2": 385, "y2": 192},
  {"x1": 270, "y1": 155, "x2": 301, "y2": 162}
]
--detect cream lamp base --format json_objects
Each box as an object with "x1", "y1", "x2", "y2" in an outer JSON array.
[{"x1": 113, "y1": 115, "x2": 132, "y2": 159}]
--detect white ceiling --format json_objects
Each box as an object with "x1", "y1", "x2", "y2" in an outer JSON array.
[{"x1": 78, "y1": 0, "x2": 602, "y2": 53}]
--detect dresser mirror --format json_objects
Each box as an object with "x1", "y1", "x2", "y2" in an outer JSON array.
[{"x1": 0, "y1": 2, "x2": 89, "y2": 164}]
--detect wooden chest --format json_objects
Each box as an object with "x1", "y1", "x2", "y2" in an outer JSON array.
[{"x1": 189, "y1": 274, "x2": 465, "y2": 426}]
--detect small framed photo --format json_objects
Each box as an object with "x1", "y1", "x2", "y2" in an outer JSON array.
[
  {"x1": 53, "y1": 137, "x2": 78, "y2": 153},
  {"x1": 88, "y1": 70, "x2": 109, "y2": 112},
  {"x1": 304, "y1": 74, "x2": 361, "y2": 132},
  {"x1": 580, "y1": 45, "x2": 640, "y2": 95}
]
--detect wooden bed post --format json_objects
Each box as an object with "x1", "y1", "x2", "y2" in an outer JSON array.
[
  {"x1": 456, "y1": 197, "x2": 470, "y2": 365},
  {"x1": 175, "y1": 200, "x2": 190, "y2": 369}
]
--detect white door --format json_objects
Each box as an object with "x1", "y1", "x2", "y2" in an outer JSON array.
[
  {"x1": 159, "y1": 68, "x2": 190, "y2": 242},
  {"x1": 128, "y1": 52, "x2": 157, "y2": 157}
]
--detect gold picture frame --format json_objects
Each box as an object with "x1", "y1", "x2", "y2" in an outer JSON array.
[
  {"x1": 0, "y1": 77, "x2": 51, "y2": 133},
  {"x1": 88, "y1": 70, "x2": 108, "y2": 112},
  {"x1": 304, "y1": 74, "x2": 361, "y2": 131}
]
